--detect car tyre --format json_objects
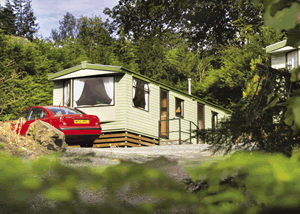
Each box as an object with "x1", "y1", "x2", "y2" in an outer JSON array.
[{"x1": 80, "y1": 142, "x2": 94, "y2": 148}]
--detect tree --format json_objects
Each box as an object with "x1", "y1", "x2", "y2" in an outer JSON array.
[
  {"x1": 198, "y1": 0, "x2": 300, "y2": 156},
  {"x1": 77, "y1": 15, "x2": 115, "y2": 64},
  {"x1": 112, "y1": 25, "x2": 138, "y2": 71},
  {"x1": 50, "y1": 12, "x2": 78, "y2": 43},
  {"x1": 105, "y1": 0, "x2": 264, "y2": 55},
  {"x1": 186, "y1": 0, "x2": 264, "y2": 53},
  {"x1": 0, "y1": 0, "x2": 17, "y2": 35},
  {"x1": 194, "y1": 25, "x2": 285, "y2": 109},
  {"x1": 10, "y1": 0, "x2": 39, "y2": 41},
  {"x1": 104, "y1": 0, "x2": 190, "y2": 42},
  {"x1": 253, "y1": 0, "x2": 300, "y2": 137},
  {"x1": 163, "y1": 41, "x2": 203, "y2": 91}
]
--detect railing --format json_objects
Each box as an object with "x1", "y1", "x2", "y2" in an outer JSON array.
[{"x1": 158, "y1": 117, "x2": 200, "y2": 145}]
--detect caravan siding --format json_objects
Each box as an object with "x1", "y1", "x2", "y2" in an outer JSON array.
[
  {"x1": 53, "y1": 81, "x2": 63, "y2": 106},
  {"x1": 168, "y1": 91, "x2": 198, "y2": 144},
  {"x1": 271, "y1": 53, "x2": 286, "y2": 69},
  {"x1": 126, "y1": 74, "x2": 160, "y2": 138},
  {"x1": 204, "y1": 105, "x2": 229, "y2": 129}
]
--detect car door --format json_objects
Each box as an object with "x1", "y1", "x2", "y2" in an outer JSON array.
[
  {"x1": 21, "y1": 108, "x2": 49, "y2": 135},
  {"x1": 13, "y1": 109, "x2": 32, "y2": 135}
]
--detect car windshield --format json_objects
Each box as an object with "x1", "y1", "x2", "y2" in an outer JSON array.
[{"x1": 45, "y1": 107, "x2": 84, "y2": 115}]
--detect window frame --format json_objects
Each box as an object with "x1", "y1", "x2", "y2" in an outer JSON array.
[
  {"x1": 63, "y1": 79, "x2": 71, "y2": 107},
  {"x1": 28, "y1": 108, "x2": 47, "y2": 121},
  {"x1": 71, "y1": 75, "x2": 115, "y2": 108},
  {"x1": 132, "y1": 77, "x2": 150, "y2": 112},
  {"x1": 211, "y1": 111, "x2": 218, "y2": 129},
  {"x1": 16, "y1": 109, "x2": 32, "y2": 121},
  {"x1": 175, "y1": 97, "x2": 184, "y2": 118},
  {"x1": 286, "y1": 50, "x2": 298, "y2": 72}
]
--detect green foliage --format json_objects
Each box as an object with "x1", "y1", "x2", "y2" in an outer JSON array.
[
  {"x1": 0, "y1": 114, "x2": 13, "y2": 122},
  {"x1": 0, "y1": 0, "x2": 17, "y2": 35},
  {"x1": 0, "y1": 153, "x2": 199, "y2": 213},
  {"x1": 199, "y1": 62, "x2": 299, "y2": 156},
  {"x1": 186, "y1": 149, "x2": 300, "y2": 214},
  {"x1": 195, "y1": 25, "x2": 284, "y2": 109},
  {"x1": 3, "y1": 150, "x2": 300, "y2": 213},
  {"x1": 253, "y1": 0, "x2": 300, "y2": 48},
  {"x1": 104, "y1": 0, "x2": 189, "y2": 41},
  {"x1": 10, "y1": 0, "x2": 39, "y2": 41},
  {"x1": 50, "y1": 12, "x2": 78, "y2": 43}
]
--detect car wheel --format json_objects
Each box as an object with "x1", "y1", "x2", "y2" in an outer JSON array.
[{"x1": 80, "y1": 142, "x2": 94, "y2": 148}]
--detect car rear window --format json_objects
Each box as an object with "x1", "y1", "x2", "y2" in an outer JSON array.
[{"x1": 46, "y1": 107, "x2": 84, "y2": 115}]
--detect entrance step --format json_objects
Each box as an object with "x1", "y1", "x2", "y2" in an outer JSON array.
[{"x1": 159, "y1": 139, "x2": 192, "y2": 145}]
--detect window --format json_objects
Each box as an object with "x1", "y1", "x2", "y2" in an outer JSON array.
[
  {"x1": 132, "y1": 77, "x2": 149, "y2": 111},
  {"x1": 286, "y1": 50, "x2": 298, "y2": 71},
  {"x1": 16, "y1": 109, "x2": 31, "y2": 121},
  {"x1": 28, "y1": 108, "x2": 47, "y2": 120},
  {"x1": 175, "y1": 98, "x2": 184, "y2": 118},
  {"x1": 63, "y1": 79, "x2": 71, "y2": 107},
  {"x1": 45, "y1": 107, "x2": 83, "y2": 115},
  {"x1": 73, "y1": 76, "x2": 114, "y2": 107},
  {"x1": 211, "y1": 111, "x2": 218, "y2": 129}
]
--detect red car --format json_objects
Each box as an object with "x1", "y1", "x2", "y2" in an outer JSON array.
[{"x1": 11, "y1": 106, "x2": 101, "y2": 147}]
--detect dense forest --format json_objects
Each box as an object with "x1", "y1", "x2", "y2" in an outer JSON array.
[{"x1": 0, "y1": 0, "x2": 286, "y2": 120}]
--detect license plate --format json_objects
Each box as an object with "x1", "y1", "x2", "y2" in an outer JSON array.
[{"x1": 74, "y1": 120, "x2": 89, "y2": 124}]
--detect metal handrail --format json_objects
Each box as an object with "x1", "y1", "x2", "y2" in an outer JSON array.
[{"x1": 158, "y1": 117, "x2": 200, "y2": 145}]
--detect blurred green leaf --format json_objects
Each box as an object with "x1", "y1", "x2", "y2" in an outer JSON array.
[
  {"x1": 44, "y1": 186, "x2": 73, "y2": 201},
  {"x1": 286, "y1": 25, "x2": 300, "y2": 48},
  {"x1": 265, "y1": 1, "x2": 298, "y2": 31},
  {"x1": 291, "y1": 67, "x2": 300, "y2": 82},
  {"x1": 269, "y1": 158, "x2": 293, "y2": 182},
  {"x1": 263, "y1": 97, "x2": 280, "y2": 112},
  {"x1": 270, "y1": 0, "x2": 297, "y2": 17},
  {"x1": 22, "y1": 177, "x2": 42, "y2": 189}
]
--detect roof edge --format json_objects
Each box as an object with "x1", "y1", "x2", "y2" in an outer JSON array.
[
  {"x1": 120, "y1": 68, "x2": 232, "y2": 113},
  {"x1": 266, "y1": 40, "x2": 287, "y2": 53},
  {"x1": 48, "y1": 61, "x2": 123, "y2": 80},
  {"x1": 48, "y1": 62, "x2": 232, "y2": 113}
]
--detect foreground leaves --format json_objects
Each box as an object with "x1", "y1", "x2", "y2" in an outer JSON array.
[
  {"x1": 0, "y1": 153, "x2": 198, "y2": 213},
  {"x1": 4, "y1": 149, "x2": 300, "y2": 213},
  {"x1": 186, "y1": 149, "x2": 300, "y2": 214}
]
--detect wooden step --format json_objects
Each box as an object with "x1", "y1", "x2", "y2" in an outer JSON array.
[{"x1": 93, "y1": 131, "x2": 158, "y2": 148}]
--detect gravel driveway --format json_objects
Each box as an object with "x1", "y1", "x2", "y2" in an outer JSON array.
[{"x1": 25, "y1": 145, "x2": 242, "y2": 214}]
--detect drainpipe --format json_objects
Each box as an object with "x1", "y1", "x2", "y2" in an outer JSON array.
[{"x1": 188, "y1": 78, "x2": 191, "y2": 95}]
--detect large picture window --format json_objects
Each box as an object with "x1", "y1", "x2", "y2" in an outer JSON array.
[
  {"x1": 286, "y1": 50, "x2": 298, "y2": 71},
  {"x1": 63, "y1": 79, "x2": 70, "y2": 107},
  {"x1": 72, "y1": 76, "x2": 114, "y2": 107},
  {"x1": 132, "y1": 77, "x2": 149, "y2": 111}
]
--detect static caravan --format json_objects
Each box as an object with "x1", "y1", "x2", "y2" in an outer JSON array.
[
  {"x1": 266, "y1": 40, "x2": 300, "y2": 70},
  {"x1": 48, "y1": 61, "x2": 231, "y2": 147}
]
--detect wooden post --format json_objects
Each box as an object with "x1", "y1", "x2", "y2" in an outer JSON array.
[
  {"x1": 139, "y1": 134, "x2": 141, "y2": 146},
  {"x1": 125, "y1": 131, "x2": 128, "y2": 148}
]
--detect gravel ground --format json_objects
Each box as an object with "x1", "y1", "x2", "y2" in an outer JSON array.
[{"x1": 7, "y1": 144, "x2": 257, "y2": 214}]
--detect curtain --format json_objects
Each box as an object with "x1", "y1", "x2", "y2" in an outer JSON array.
[
  {"x1": 103, "y1": 77, "x2": 114, "y2": 105},
  {"x1": 132, "y1": 79, "x2": 136, "y2": 107},
  {"x1": 144, "y1": 83, "x2": 149, "y2": 111},
  {"x1": 73, "y1": 79, "x2": 85, "y2": 107},
  {"x1": 64, "y1": 80, "x2": 70, "y2": 106}
]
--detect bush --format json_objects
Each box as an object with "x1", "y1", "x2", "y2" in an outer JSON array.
[
  {"x1": 3, "y1": 148, "x2": 300, "y2": 213},
  {"x1": 187, "y1": 149, "x2": 300, "y2": 214}
]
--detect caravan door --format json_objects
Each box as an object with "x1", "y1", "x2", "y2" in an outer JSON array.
[{"x1": 160, "y1": 89, "x2": 169, "y2": 138}]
